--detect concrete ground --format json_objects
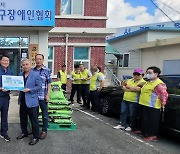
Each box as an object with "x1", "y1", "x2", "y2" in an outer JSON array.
[
  {"x1": 8, "y1": 94, "x2": 20, "y2": 123},
  {"x1": 0, "y1": 94, "x2": 180, "y2": 154}
]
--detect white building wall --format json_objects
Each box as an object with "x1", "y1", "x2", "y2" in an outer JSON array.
[
  {"x1": 108, "y1": 30, "x2": 180, "y2": 80},
  {"x1": 141, "y1": 44, "x2": 180, "y2": 74},
  {"x1": 129, "y1": 50, "x2": 141, "y2": 68},
  {"x1": 147, "y1": 31, "x2": 180, "y2": 42},
  {"x1": 105, "y1": 54, "x2": 117, "y2": 65},
  {"x1": 115, "y1": 50, "x2": 142, "y2": 80},
  {"x1": 109, "y1": 34, "x2": 146, "y2": 79},
  {"x1": 29, "y1": 31, "x2": 49, "y2": 66},
  {"x1": 117, "y1": 69, "x2": 134, "y2": 80},
  {"x1": 38, "y1": 31, "x2": 49, "y2": 67},
  {"x1": 110, "y1": 33, "x2": 147, "y2": 53},
  {"x1": 0, "y1": 30, "x2": 38, "y2": 37},
  {"x1": 29, "y1": 35, "x2": 39, "y2": 44}
]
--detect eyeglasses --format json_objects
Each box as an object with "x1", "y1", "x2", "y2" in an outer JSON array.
[{"x1": 133, "y1": 73, "x2": 141, "y2": 76}]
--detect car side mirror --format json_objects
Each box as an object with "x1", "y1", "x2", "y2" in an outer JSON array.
[{"x1": 177, "y1": 83, "x2": 180, "y2": 89}]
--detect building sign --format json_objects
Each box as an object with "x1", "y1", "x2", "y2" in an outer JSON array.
[
  {"x1": 0, "y1": 0, "x2": 55, "y2": 26},
  {"x1": 29, "y1": 44, "x2": 38, "y2": 66},
  {"x1": 2, "y1": 75, "x2": 24, "y2": 90}
]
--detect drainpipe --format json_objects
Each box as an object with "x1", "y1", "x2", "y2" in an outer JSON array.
[
  {"x1": 116, "y1": 56, "x2": 119, "y2": 79},
  {"x1": 65, "y1": 34, "x2": 69, "y2": 72}
]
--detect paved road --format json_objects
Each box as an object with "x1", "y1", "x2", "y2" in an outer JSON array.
[{"x1": 0, "y1": 96, "x2": 179, "y2": 154}]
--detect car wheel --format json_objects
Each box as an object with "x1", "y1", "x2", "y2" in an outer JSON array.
[{"x1": 99, "y1": 97, "x2": 111, "y2": 116}]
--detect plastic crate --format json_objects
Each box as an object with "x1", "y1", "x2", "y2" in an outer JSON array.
[{"x1": 47, "y1": 122, "x2": 76, "y2": 131}]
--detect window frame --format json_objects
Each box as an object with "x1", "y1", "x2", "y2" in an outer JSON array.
[
  {"x1": 60, "y1": 0, "x2": 84, "y2": 16},
  {"x1": 118, "y1": 53, "x2": 130, "y2": 68},
  {"x1": 73, "y1": 47, "x2": 90, "y2": 70},
  {"x1": 48, "y1": 46, "x2": 54, "y2": 75}
]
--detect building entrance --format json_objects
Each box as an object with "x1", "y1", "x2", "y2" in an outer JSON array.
[
  {"x1": 0, "y1": 49, "x2": 21, "y2": 75},
  {"x1": 0, "y1": 37, "x2": 28, "y2": 75}
]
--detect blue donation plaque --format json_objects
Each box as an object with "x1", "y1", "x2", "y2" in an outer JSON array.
[{"x1": 2, "y1": 75, "x2": 24, "y2": 91}]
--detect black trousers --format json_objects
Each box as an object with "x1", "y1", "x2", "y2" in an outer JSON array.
[
  {"x1": 80, "y1": 84, "x2": 90, "y2": 107},
  {"x1": 136, "y1": 104, "x2": 143, "y2": 130},
  {"x1": 0, "y1": 96, "x2": 10, "y2": 136},
  {"x1": 141, "y1": 105, "x2": 161, "y2": 137},
  {"x1": 69, "y1": 84, "x2": 81, "y2": 102},
  {"x1": 89, "y1": 90, "x2": 100, "y2": 112},
  {"x1": 39, "y1": 100, "x2": 48, "y2": 132},
  {"x1": 61, "y1": 84, "x2": 66, "y2": 91},
  {"x1": 20, "y1": 101, "x2": 40, "y2": 139}
]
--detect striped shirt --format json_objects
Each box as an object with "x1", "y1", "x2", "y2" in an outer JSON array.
[{"x1": 33, "y1": 66, "x2": 52, "y2": 100}]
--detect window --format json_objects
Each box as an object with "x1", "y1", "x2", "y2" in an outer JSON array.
[
  {"x1": 61, "y1": 0, "x2": 84, "y2": 15},
  {"x1": 20, "y1": 37, "x2": 28, "y2": 47},
  {"x1": 118, "y1": 53, "x2": 129, "y2": 67},
  {"x1": 160, "y1": 76, "x2": 180, "y2": 94},
  {"x1": 48, "y1": 47, "x2": 54, "y2": 74},
  {"x1": 0, "y1": 37, "x2": 28, "y2": 47},
  {"x1": 74, "y1": 47, "x2": 90, "y2": 69}
]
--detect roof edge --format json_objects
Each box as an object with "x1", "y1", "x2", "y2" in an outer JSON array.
[{"x1": 107, "y1": 27, "x2": 180, "y2": 43}]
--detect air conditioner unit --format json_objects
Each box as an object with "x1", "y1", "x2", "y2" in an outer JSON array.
[{"x1": 108, "y1": 59, "x2": 115, "y2": 64}]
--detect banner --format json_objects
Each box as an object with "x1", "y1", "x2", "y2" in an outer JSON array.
[{"x1": 0, "y1": 0, "x2": 55, "y2": 26}]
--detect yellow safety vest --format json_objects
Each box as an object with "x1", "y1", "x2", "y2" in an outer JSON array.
[
  {"x1": 123, "y1": 78, "x2": 145, "y2": 103},
  {"x1": 71, "y1": 71, "x2": 81, "y2": 84},
  {"x1": 59, "y1": 70, "x2": 67, "y2": 84},
  {"x1": 80, "y1": 69, "x2": 89, "y2": 84},
  {"x1": 90, "y1": 73, "x2": 99, "y2": 91},
  {"x1": 139, "y1": 78, "x2": 164, "y2": 109}
]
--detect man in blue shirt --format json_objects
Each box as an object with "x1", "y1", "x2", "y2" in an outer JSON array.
[
  {"x1": 0, "y1": 55, "x2": 13, "y2": 142},
  {"x1": 33, "y1": 54, "x2": 52, "y2": 140}
]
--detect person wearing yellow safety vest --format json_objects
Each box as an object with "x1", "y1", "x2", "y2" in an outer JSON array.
[
  {"x1": 97, "y1": 66, "x2": 105, "y2": 81},
  {"x1": 114, "y1": 68, "x2": 145, "y2": 132},
  {"x1": 79, "y1": 64, "x2": 92, "y2": 108},
  {"x1": 57, "y1": 64, "x2": 67, "y2": 92},
  {"x1": 139, "y1": 66, "x2": 168, "y2": 141},
  {"x1": 68, "y1": 65, "x2": 81, "y2": 104},
  {"x1": 89, "y1": 66, "x2": 104, "y2": 112}
]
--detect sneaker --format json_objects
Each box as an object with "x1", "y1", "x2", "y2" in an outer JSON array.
[
  {"x1": 143, "y1": 136, "x2": 158, "y2": 141},
  {"x1": 16, "y1": 133, "x2": 28, "y2": 140},
  {"x1": 0, "y1": 134, "x2": 11, "y2": 142},
  {"x1": 125, "y1": 127, "x2": 132, "y2": 131},
  {"x1": 29, "y1": 138, "x2": 39, "y2": 145},
  {"x1": 113, "y1": 125, "x2": 125, "y2": 129}
]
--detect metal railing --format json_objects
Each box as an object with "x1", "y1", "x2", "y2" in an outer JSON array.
[{"x1": 104, "y1": 64, "x2": 121, "y2": 86}]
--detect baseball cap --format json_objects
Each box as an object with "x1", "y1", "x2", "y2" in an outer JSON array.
[{"x1": 133, "y1": 68, "x2": 144, "y2": 74}]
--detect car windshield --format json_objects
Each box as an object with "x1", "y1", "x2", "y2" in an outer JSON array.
[{"x1": 160, "y1": 76, "x2": 180, "y2": 94}]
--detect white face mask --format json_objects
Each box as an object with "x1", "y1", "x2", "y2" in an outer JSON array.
[{"x1": 146, "y1": 73, "x2": 154, "y2": 79}]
